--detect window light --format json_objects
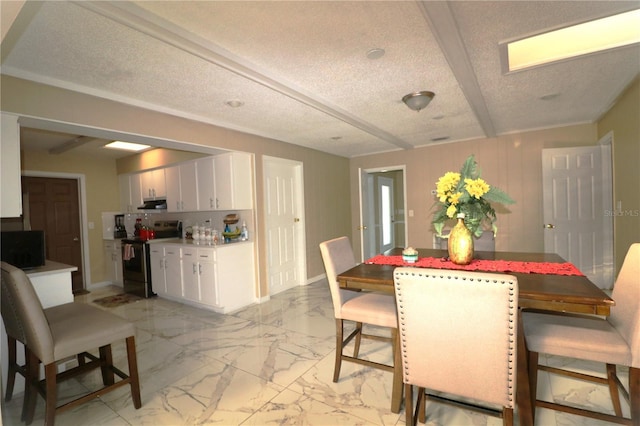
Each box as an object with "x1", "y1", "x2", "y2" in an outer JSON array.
[
  {"x1": 104, "y1": 141, "x2": 151, "y2": 152},
  {"x1": 504, "y1": 9, "x2": 640, "y2": 72}
]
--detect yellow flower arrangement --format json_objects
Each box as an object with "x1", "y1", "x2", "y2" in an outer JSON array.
[{"x1": 432, "y1": 155, "x2": 514, "y2": 238}]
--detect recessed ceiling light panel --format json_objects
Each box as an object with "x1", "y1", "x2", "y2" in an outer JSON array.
[
  {"x1": 503, "y1": 9, "x2": 640, "y2": 72},
  {"x1": 104, "y1": 141, "x2": 151, "y2": 152}
]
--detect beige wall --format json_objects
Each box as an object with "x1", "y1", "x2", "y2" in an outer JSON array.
[
  {"x1": 20, "y1": 150, "x2": 120, "y2": 284},
  {"x1": 350, "y1": 124, "x2": 600, "y2": 256},
  {"x1": 2, "y1": 75, "x2": 352, "y2": 295},
  {"x1": 597, "y1": 77, "x2": 640, "y2": 272}
]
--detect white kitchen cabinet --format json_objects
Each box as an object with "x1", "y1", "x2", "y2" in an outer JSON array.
[
  {"x1": 181, "y1": 246, "x2": 213, "y2": 304},
  {"x1": 197, "y1": 248, "x2": 217, "y2": 306},
  {"x1": 140, "y1": 169, "x2": 166, "y2": 200},
  {"x1": 214, "y1": 242, "x2": 255, "y2": 312},
  {"x1": 103, "y1": 240, "x2": 123, "y2": 287},
  {"x1": 195, "y1": 157, "x2": 216, "y2": 210},
  {"x1": 1, "y1": 112, "x2": 22, "y2": 218},
  {"x1": 149, "y1": 245, "x2": 166, "y2": 296},
  {"x1": 150, "y1": 245, "x2": 182, "y2": 298},
  {"x1": 214, "y1": 152, "x2": 253, "y2": 210},
  {"x1": 119, "y1": 173, "x2": 143, "y2": 213},
  {"x1": 152, "y1": 242, "x2": 255, "y2": 312},
  {"x1": 181, "y1": 247, "x2": 199, "y2": 302},
  {"x1": 164, "y1": 246, "x2": 183, "y2": 298},
  {"x1": 166, "y1": 163, "x2": 198, "y2": 212},
  {"x1": 196, "y1": 152, "x2": 253, "y2": 211}
]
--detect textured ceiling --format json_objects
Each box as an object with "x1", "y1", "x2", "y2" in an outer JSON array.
[{"x1": 2, "y1": 1, "x2": 639, "y2": 158}]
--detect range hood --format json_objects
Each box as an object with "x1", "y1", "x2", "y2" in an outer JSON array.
[{"x1": 138, "y1": 199, "x2": 167, "y2": 210}]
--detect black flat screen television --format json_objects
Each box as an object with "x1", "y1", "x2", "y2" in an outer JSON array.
[{"x1": 1, "y1": 230, "x2": 46, "y2": 270}]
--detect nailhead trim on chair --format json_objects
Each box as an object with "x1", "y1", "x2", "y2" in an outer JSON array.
[{"x1": 394, "y1": 270, "x2": 518, "y2": 407}]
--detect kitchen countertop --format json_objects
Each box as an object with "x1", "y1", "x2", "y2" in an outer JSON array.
[
  {"x1": 146, "y1": 238, "x2": 251, "y2": 247},
  {"x1": 25, "y1": 260, "x2": 78, "y2": 277}
]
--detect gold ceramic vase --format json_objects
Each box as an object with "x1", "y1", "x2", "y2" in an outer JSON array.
[{"x1": 448, "y1": 214, "x2": 474, "y2": 265}]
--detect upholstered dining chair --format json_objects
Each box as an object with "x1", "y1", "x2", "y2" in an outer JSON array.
[
  {"x1": 1, "y1": 261, "x2": 142, "y2": 426},
  {"x1": 523, "y1": 242, "x2": 640, "y2": 425},
  {"x1": 393, "y1": 267, "x2": 518, "y2": 426},
  {"x1": 319, "y1": 237, "x2": 398, "y2": 382}
]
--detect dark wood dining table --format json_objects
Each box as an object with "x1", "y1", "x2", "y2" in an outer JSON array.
[{"x1": 336, "y1": 247, "x2": 615, "y2": 426}]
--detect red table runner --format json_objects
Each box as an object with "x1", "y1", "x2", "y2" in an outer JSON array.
[{"x1": 365, "y1": 255, "x2": 584, "y2": 276}]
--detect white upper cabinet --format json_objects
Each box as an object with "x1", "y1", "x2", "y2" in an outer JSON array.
[
  {"x1": 195, "y1": 156, "x2": 216, "y2": 210},
  {"x1": 140, "y1": 169, "x2": 166, "y2": 200},
  {"x1": 118, "y1": 151, "x2": 253, "y2": 212},
  {"x1": 119, "y1": 173, "x2": 142, "y2": 212},
  {"x1": 1, "y1": 112, "x2": 22, "y2": 218},
  {"x1": 166, "y1": 162, "x2": 198, "y2": 212},
  {"x1": 213, "y1": 152, "x2": 253, "y2": 210}
]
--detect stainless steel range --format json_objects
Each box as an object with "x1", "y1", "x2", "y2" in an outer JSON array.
[{"x1": 121, "y1": 220, "x2": 180, "y2": 298}]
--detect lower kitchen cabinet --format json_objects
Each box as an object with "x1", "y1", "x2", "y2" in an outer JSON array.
[
  {"x1": 103, "y1": 240, "x2": 123, "y2": 287},
  {"x1": 151, "y1": 242, "x2": 255, "y2": 313},
  {"x1": 150, "y1": 245, "x2": 183, "y2": 298},
  {"x1": 182, "y1": 247, "x2": 203, "y2": 302},
  {"x1": 149, "y1": 245, "x2": 167, "y2": 295}
]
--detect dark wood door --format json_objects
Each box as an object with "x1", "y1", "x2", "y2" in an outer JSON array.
[{"x1": 22, "y1": 176, "x2": 84, "y2": 293}]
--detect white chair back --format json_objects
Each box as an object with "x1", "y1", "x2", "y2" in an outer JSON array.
[
  {"x1": 608, "y1": 243, "x2": 640, "y2": 368},
  {"x1": 394, "y1": 267, "x2": 518, "y2": 408},
  {"x1": 319, "y1": 236, "x2": 358, "y2": 318}
]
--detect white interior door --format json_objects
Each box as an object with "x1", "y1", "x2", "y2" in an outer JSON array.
[
  {"x1": 542, "y1": 146, "x2": 611, "y2": 288},
  {"x1": 263, "y1": 157, "x2": 305, "y2": 295}
]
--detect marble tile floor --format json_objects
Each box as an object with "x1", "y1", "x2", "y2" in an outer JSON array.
[{"x1": 1, "y1": 280, "x2": 630, "y2": 425}]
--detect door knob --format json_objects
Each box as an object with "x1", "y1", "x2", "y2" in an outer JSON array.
[
  {"x1": 73, "y1": 237, "x2": 79, "y2": 241},
  {"x1": 357, "y1": 226, "x2": 368, "y2": 230},
  {"x1": 543, "y1": 224, "x2": 555, "y2": 229},
  {"x1": 294, "y1": 218, "x2": 300, "y2": 222}
]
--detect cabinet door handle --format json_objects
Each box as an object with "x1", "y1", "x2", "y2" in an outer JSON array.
[
  {"x1": 193, "y1": 263, "x2": 197, "y2": 274},
  {"x1": 199, "y1": 264, "x2": 202, "y2": 275}
]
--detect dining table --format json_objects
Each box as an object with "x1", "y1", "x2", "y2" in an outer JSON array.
[{"x1": 336, "y1": 247, "x2": 615, "y2": 426}]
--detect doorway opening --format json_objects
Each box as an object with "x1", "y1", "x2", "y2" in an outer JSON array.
[{"x1": 359, "y1": 166, "x2": 407, "y2": 261}]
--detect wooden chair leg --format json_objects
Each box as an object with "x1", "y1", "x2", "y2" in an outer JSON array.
[
  {"x1": 125, "y1": 336, "x2": 142, "y2": 409},
  {"x1": 353, "y1": 322, "x2": 363, "y2": 358},
  {"x1": 606, "y1": 364, "x2": 623, "y2": 417},
  {"x1": 99, "y1": 344, "x2": 115, "y2": 386},
  {"x1": 24, "y1": 349, "x2": 40, "y2": 425},
  {"x1": 417, "y1": 387, "x2": 425, "y2": 423},
  {"x1": 527, "y1": 350, "x2": 539, "y2": 424},
  {"x1": 630, "y1": 367, "x2": 639, "y2": 423},
  {"x1": 44, "y1": 363, "x2": 58, "y2": 426},
  {"x1": 5, "y1": 335, "x2": 17, "y2": 401},
  {"x1": 502, "y1": 407, "x2": 514, "y2": 426},
  {"x1": 333, "y1": 319, "x2": 343, "y2": 382},
  {"x1": 405, "y1": 383, "x2": 414, "y2": 426}
]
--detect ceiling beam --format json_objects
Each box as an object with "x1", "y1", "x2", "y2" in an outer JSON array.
[
  {"x1": 74, "y1": 1, "x2": 414, "y2": 151},
  {"x1": 48, "y1": 136, "x2": 95, "y2": 155},
  {"x1": 418, "y1": 1, "x2": 496, "y2": 138}
]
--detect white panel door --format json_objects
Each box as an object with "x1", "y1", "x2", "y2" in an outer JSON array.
[
  {"x1": 542, "y1": 146, "x2": 606, "y2": 287},
  {"x1": 264, "y1": 157, "x2": 304, "y2": 295}
]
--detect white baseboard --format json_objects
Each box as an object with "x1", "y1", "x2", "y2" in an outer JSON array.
[{"x1": 305, "y1": 273, "x2": 325, "y2": 285}]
